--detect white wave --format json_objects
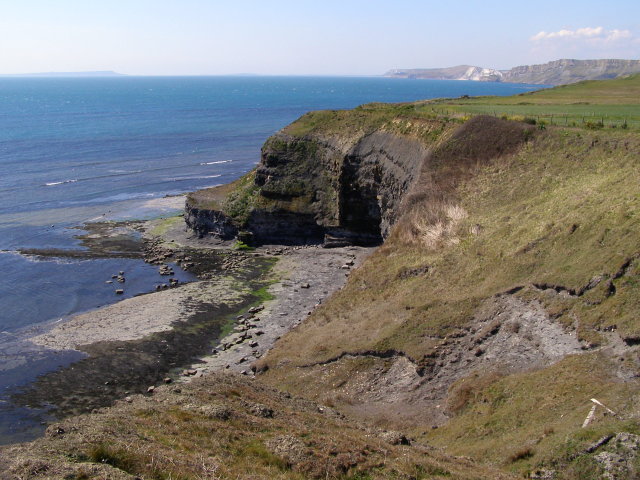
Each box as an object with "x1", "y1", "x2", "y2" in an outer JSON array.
[
  {"x1": 200, "y1": 160, "x2": 232, "y2": 165},
  {"x1": 44, "y1": 179, "x2": 78, "y2": 186},
  {"x1": 107, "y1": 169, "x2": 143, "y2": 174},
  {"x1": 167, "y1": 174, "x2": 222, "y2": 181}
]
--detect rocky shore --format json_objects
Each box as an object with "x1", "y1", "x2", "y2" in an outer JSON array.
[
  {"x1": 13, "y1": 213, "x2": 372, "y2": 425},
  {"x1": 185, "y1": 243, "x2": 371, "y2": 378}
]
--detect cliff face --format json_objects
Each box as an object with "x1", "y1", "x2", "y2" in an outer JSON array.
[
  {"x1": 186, "y1": 125, "x2": 430, "y2": 246},
  {"x1": 385, "y1": 58, "x2": 640, "y2": 85},
  {"x1": 502, "y1": 58, "x2": 640, "y2": 85}
]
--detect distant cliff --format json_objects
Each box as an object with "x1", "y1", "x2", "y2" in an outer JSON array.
[
  {"x1": 386, "y1": 65, "x2": 504, "y2": 82},
  {"x1": 385, "y1": 58, "x2": 640, "y2": 85}
]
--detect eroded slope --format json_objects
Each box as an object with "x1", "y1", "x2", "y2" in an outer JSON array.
[{"x1": 258, "y1": 122, "x2": 640, "y2": 477}]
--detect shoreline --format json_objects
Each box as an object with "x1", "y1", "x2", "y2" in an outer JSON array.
[{"x1": 4, "y1": 212, "x2": 374, "y2": 443}]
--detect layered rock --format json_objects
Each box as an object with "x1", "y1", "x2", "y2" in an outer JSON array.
[
  {"x1": 502, "y1": 58, "x2": 640, "y2": 85},
  {"x1": 186, "y1": 128, "x2": 429, "y2": 246}
]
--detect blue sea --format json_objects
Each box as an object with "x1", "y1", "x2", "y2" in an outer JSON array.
[{"x1": 0, "y1": 75, "x2": 543, "y2": 442}]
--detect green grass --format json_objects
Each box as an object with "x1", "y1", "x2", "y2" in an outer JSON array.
[
  {"x1": 418, "y1": 103, "x2": 639, "y2": 129},
  {"x1": 282, "y1": 75, "x2": 640, "y2": 141},
  {"x1": 233, "y1": 240, "x2": 254, "y2": 251},
  {"x1": 148, "y1": 215, "x2": 183, "y2": 237},
  {"x1": 421, "y1": 73, "x2": 640, "y2": 129}
]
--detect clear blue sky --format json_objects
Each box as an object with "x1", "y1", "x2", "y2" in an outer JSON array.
[{"x1": 0, "y1": 0, "x2": 638, "y2": 75}]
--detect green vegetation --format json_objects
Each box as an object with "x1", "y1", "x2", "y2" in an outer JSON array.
[
  {"x1": 283, "y1": 102, "x2": 461, "y2": 140},
  {"x1": 260, "y1": 75, "x2": 640, "y2": 477},
  {"x1": 222, "y1": 170, "x2": 260, "y2": 224},
  {"x1": 187, "y1": 169, "x2": 258, "y2": 213},
  {"x1": 232, "y1": 240, "x2": 254, "y2": 251},
  {"x1": 421, "y1": 73, "x2": 640, "y2": 129},
  {"x1": 148, "y1": 215, "x2": 183, "y2": 237}
]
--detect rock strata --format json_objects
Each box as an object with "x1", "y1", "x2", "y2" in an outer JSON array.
[{"x1": 186, "y1": 131, "x2": 427, "y2": 246}]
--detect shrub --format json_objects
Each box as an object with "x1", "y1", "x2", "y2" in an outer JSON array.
[{"x1": 506, "y1": 446, "x2": 534, "y2": 463}]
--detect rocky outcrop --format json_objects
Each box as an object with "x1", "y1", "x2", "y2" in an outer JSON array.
[
  {"x1": 187, "y1": 129, "x2": 429, "y2": 246},
  {"x1": 185, "y1": 114, "x2": 535, "y2": 246},
  {"x1": 184, "y1": 204, "x2": 238, "y2": 239}
]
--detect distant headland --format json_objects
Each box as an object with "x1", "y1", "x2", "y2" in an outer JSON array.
[
  {"x1": 385, "y1": 58, "x2": 640, "y2": 85},
  {"x1": 0, "y1": 71, "x2": 126, "y2": 78}
]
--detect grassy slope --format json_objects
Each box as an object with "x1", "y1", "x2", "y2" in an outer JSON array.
[
  {"x1": 1, "y1": 373, "x2": 513, "y2": 480},
  {"x1": 260, "y1": 77, "x2": 640, "y2": 476}
]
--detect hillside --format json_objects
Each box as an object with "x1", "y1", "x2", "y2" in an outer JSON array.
[
  {"x1": 191, "y1": 75, "x2": 640, "y2": 478},
  {"x1": 3, "y1": 76, "x2": 640, "y2": 479},
  {"x1": 385, "y1": 58, "x2": 640, "y2": 85},
  {"x1": 421, "y1": 73, "x2": 640, "y2": 130}
]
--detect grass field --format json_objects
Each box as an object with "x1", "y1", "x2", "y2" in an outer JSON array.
[{"x1": 419, "y1": 73, "x2": 640, "y2": 129}]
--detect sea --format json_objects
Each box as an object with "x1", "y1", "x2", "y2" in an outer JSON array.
[{"x1": 0, "y1": 75, "x2": 543, "y2": 443}]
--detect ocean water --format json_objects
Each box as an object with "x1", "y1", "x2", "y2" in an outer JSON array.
[{"x1": 0, "y1": 76, "x2": 543, "y2": 442}]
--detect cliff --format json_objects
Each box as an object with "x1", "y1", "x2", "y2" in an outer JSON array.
[
  {"x1": 503, "y1": 58, "x2": 640, "y2": 85},
  {"x1": 385, "y1": 58, "x2": 640, "y2": 85},
  {"x1": 186, "y1": 105, "x2": 448, "y2": 246}
]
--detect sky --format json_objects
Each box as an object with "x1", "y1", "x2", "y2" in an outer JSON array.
[{"x1": 0, "y1": 0, "x2": 638, "y2": 75}]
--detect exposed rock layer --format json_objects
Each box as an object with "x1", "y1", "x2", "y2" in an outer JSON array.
[{"x1": 186, "y1": 130, "x2": 429, "y2": 245}]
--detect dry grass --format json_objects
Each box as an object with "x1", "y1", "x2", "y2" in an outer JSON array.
[
  {"x1": 400, "y1": 202, "x2": 468, "y2": 248},
  {"x1": 0, "y1": 372, "x2": 515, "y2": 480},
  {"x1": 260, "y1": 122, "x2": 640, "y2": 476},
  {"x1": 446, "y1": 371, "x2": 504, "y2": 416}
]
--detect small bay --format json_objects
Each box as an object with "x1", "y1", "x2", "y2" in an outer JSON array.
[{"x1": 0, "y1": 75, "x2": 542, "y2": 443}]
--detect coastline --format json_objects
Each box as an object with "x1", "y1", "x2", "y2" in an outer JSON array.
[
  {"x1": 6, "y1": 208, "x2": 373, "y2": 442},
  {"x1": 28, "y1": 211, "x2": 373, "y2": 373}
]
